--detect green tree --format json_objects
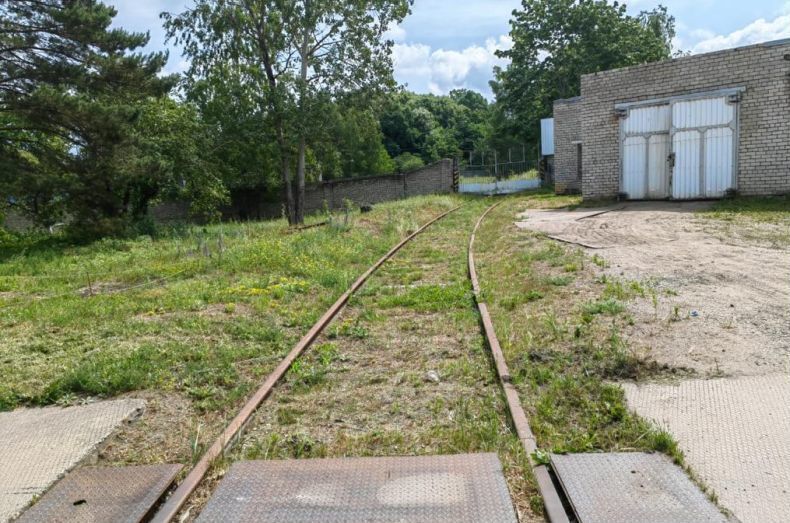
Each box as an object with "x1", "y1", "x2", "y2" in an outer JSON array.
[
  {"x1": 311, "y1": 96, "x2": 396, "y2": 179},
  {"x1": 164, "y1": 0, "x2": 411, "y2": 224},
  {"x1": 393, "y1": 152, "x2": 423, "y2": 172},
  {"x1": 131, "y1": 98, "x2": 230, "y2": 222},
  {"x1": 491, "y1": 0, "x2": 675, "y2": 146},
  {"x1": 0, "y1": 0, "x2": 177, "y2": 236},
  {"x1": 186, "y1": 66, "x2": 282, "y2": 195},
  {"x1": 379, "y1": 90, "x2": 492, "y2": 164}
]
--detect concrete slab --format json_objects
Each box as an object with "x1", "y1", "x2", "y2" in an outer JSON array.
[
  {"x1": 0, "y1": 399, "x2": 145, "y2": 522},
  {"x1": 551, "y1": 452, "x2": 726, "y2": 523},
  {"x1": 197, "y1": 453, "x2": 517, "y2": 522},
  {"x1": 16, "y1": 464, "x2": 181, "y2": 523},
  {"x1": 623, "y1": 375, "x2": 790, "y2": 523}
]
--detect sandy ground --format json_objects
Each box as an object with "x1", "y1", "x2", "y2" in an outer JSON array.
[
  {"x1": 517, "y1": 202, "x2": 790, "y2": 522},
  {"x1": 517, "y1": 202, "x2": 790, "y2": 377}
]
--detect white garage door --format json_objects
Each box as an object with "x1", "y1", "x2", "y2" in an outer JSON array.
[
  {"x1": 621, "y1": 105, "x2": 671, "y2": 199},
  {"x1": 620, "y1": 93, "x2": 739, "y2": 200},
  {"x1": 671, "y1": 97, "x2": 736, "y2": 199}
]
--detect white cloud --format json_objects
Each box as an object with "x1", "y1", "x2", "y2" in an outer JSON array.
[
  {"x1": 393, "y1": 35, "x2": 512, "y2": 98},
  {"x1": 689, "y1": 12, "x2": 790, "y2": 54},
  {"x1": 384, "y1": 24, "x2": 407, "y2": 43}
]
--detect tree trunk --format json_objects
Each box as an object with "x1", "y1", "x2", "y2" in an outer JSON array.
[
  {"x1": 295, "y1": 136, "x2": 306, "y2": 224},
  {"x1": 282, "y1": 157, "x2": 295, "y2": 224},
  {"x1": 294, "y1": 0, "x2": 311, "y2": 225},
  {"x1": 277, "y1": 127, "x2": 296, "y2": 224}
]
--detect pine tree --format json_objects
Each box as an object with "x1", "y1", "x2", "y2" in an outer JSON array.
[{"x1": 0, "y1": 0, "x2": 176, "y2": 236}]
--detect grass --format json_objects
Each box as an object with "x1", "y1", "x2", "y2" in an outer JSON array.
[
  {"x1": 228, "y1": 200, "x2": 544, "y2": 518},
  {"x1": 2, "y1": 189, "x2": 714, "y2": 514},
  {"x1": 474, "y1": 196, "x2": 686, "y2": 460},
  {"x1": 701, "y1": 195, "x2": 790, "y2": 247},
  {"x1": 704, "y1": 194, "x2": 790, "y2": 222},
  {"x1": 0, "y1": 195, "x2": 459, "y2": 412}
]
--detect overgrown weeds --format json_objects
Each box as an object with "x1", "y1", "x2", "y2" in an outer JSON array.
[
  {"x1": 702, "y1": 195, "x2": 790, "y2": 247},
  {"x1": 475, "y1": 196, "x2": 686, "y2": 463},
  {"x1": 0, "y1": 195, "x2": 458, "y2": 411}
]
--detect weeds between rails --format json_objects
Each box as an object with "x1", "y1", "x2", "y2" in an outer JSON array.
[{"x1": 151, "y1": 205, "x2": 463, "y2": 522}]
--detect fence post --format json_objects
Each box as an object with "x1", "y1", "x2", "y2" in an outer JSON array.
[
  {"x1": 452, "y1": 157, "x2": 460, "y2": 193},
  {"x1": 494, "y1": 150, "x2": 499, "y2": 178}
]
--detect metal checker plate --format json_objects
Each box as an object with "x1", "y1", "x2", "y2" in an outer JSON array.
[
  {"x1": 551, "y1": 452, "x2": 727, "y2": 523},
  {"x1": 16, "y1": 464, "x2": 182, "y2": 523},
  {"x1": 197, "y1": 453, "x2": 517, "y2": 523}
]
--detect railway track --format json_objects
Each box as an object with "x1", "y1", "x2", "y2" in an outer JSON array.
[
  {"x1": 151, "y1": 205, "x2": 462, "y2": 523},
  {"x1": 468, "y1": 202, "x2": 569, "y2": 523},
  {"x1": 11, "y1": 198, "x2": 732, "y2": 523},
  {"x1": 145, "y1": 200, "x2": 569, "y2": 522}
]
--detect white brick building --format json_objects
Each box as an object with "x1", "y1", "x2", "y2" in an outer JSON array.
[{"x1": 553, "y1": 39, "x2": 790, "y2": 200}]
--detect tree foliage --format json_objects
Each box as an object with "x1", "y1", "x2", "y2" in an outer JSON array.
[
  {"x1": 380, "y1": 89, "x2": 493, "y2": 167},
  {"x1": 1, "y1": 0, "x2": 681, "y2": 239},
  {"x1": 492, "y1": 0, "x2": 675, "y2": 145},
  {"x1": 164, "y1": 0, "x2": 412, "y2": 224},
  {"x1": 0, "y1": 0, "x2": 197, "y2": 236}
]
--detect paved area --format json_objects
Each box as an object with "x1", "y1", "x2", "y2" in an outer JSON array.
[
  {"x1": 623, "y1": 376, "x2": 790, "y2": 523},
  {"x1": 197, "y1": 453, "x2": 517, "y2": 522},
  {"x1": 551, "y1": 452, "x2": 727, "y2": 523},
  {"x1": 0, "y1": 399, "x2": 145, "y2": 522}
]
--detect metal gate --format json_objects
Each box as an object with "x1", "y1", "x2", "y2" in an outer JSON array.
[
  {"x1": 670, "y1": 96, "x2": 737, "y2": 199},
  {"x1": 459, "y1": 148, "x2": 541, "y2": 195},
  {"x1": 619, "y1": 90, "x2": 740, "y2": 200}
]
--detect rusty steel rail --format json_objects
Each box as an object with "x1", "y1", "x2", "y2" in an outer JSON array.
[
  {"x1": 151, "y1": 206, "x2": 461, "y2": 523},
  {"x1": 468, "y1": 202, "x2": 571, "y2": 523},
  {"x1": 286, "y1": 220, "x2": 329, "y2": 233}
]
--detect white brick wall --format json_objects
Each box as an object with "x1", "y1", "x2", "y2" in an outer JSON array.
[{"x1": 553, "y1": 97, "x2": 582, "y2": 194}]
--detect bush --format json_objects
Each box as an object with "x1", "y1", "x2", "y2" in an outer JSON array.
[
  {"x1": 0, "y1": 226, "x2": 16, "y2": 248},
  {"x1": 394, "y1": 153, "x2": 425, "y2": 173}
]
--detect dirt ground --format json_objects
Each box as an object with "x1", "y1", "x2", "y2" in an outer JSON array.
[{"x1": 517, "y1": 202, "x2": 790, "y2": 377}]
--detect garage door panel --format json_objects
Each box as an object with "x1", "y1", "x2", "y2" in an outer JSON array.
[
  {"x1": 647, "y1": 134, "x2": 670, "y2": 199},
  {"x1": 673, "y1": 97, "x2": 734, "y2": 129},
  {"x1": 672, "y1": 130, "x2": 701, "y2": 199},
  {"x1": 620, "y1": 94, "x2": 737, "y2": 200},
  {"x1": 623, "y1": 105, "x2": 671, "y2": 135},
  {"x1": 704, "y1": 127, "x2": 734, "y2": 197},
  {"x1": 622, "y1": 136, "x2": 647, "y2": 199}
]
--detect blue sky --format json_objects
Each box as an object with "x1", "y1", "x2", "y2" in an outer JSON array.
[{"x1": 113, "y1": 0, "x2": 790, "y2": 99}]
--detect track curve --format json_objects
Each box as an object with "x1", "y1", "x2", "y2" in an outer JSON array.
[
  {"x1": 151, "y1": 205, "x2": 462, "y2": 523},
  {"x1": 468, "y1": 201, "x2": 570, "y2": 523}
]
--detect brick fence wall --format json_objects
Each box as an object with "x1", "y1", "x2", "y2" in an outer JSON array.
[
  {"x1": 578, "y1": 39, "x2": 790, "y2": 199},
  {"x1": 553, "y1": 97, "x2": 582, "y2": 194},
  {"x1": 1, "y1": 207, "x2": 33, "y2": 233},
  {"x1": 4, "y1": 160, "x2": 456, "y2": 231},
  {"x1": 155, "y1": 158, "x2": 456, "y2": 223}
]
